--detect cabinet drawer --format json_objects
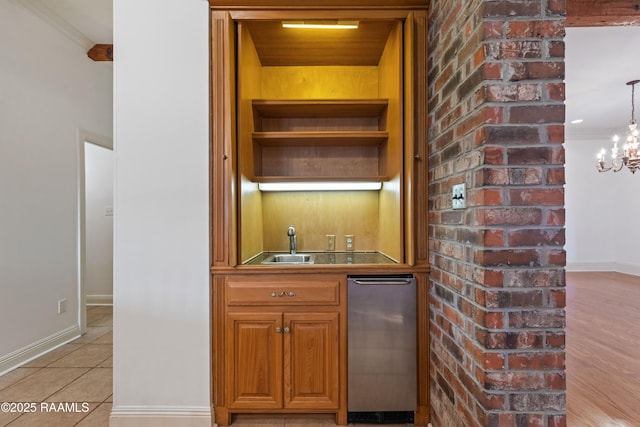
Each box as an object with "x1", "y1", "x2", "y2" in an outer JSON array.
[{"x1": 226, "y1": 278, "x2": 340, "y2": 306}]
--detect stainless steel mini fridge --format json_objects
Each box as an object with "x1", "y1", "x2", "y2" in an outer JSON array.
[{"x1": 347, "y1": 274, "x2": 416, "y2": 424}]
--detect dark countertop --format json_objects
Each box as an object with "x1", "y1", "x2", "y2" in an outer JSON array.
[{"x1": 244, "y1": 251, "x2": 398, "y2": 265}]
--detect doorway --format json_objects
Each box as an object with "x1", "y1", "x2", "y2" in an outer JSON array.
[{"x1": 78, "y1": 130, "x2": 113, "y2": 334}]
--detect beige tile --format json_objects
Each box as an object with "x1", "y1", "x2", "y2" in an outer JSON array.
[
  {"x1": 98, "y1": 356, "x2": 112, "y2": 368},
  {"x1": 87, "y1": 312, "x2": 112, "y2": 328},
  {"x1": 76, "y1": 402, "x2": 112, "y2": 427},
  {"x1": 92, "y1": 317, "x2": 113, "y2": 328},
  {"x1": 71, "y1": 327, "x2": 111, "y2": 345},
  {"x1": 0, "y1": 368, "x2": 41, "y2": 391},
  {"x1": 92, "y1": 331, "x2": 112, "y2": 345},
  {"x1": 0, "y1": 409, "x2": 22, "y2": 426},
  {"x1": 47, "y1": 368, "x2": 112, "y2": 403},
  {"x1": 48, "y1": 345, "x2": 111, "y2": 368},
  {"x1": 22, "y1": 344, "x2": 83, "y2": 368},
  {"x1": 87, "y1": 306, "x2": 112, "y2": 315},
  {"x1": 5, "y1": 402, "x2": 99, "y2": 427},
  {"x1": 232, "y1": 414, "x2": 285, "y2": 426},
  {"x1": 0, "y1": 368, "x2": 89, "y2": 403}
]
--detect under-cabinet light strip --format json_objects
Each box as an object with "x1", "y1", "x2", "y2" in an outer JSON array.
[
  {"x1": 258, "y1": 182, "x2": 382, "y2": 192},
  {"x1": 282, "y1": 21, "x2": 359, "y2": 30}
]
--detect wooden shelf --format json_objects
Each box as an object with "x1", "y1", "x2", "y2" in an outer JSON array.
[
  {"x1": 253, "y1": 99, "x2": 388, "y2": 118},
  {"x1": 250, "y1": 99, "x2": 390, "y2": 181},
  {"x1": 253, "y1": 131, "x2": 388, "y2": 146}
]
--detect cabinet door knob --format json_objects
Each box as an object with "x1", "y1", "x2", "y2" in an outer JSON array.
[
  {"x1": 284, "y1": 327, "x2": 290, "y2": 333},
  {"x1": 275, "y1": 327, "x2": 282, "y2": 333},
  {"x1": 286, "y1": 291, "x2": 296, "y2": 297},
  {"x1": 414, "y1": 154, "x2": 421, "y2": 160}
]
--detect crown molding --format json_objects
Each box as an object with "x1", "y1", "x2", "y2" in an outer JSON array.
[{"x1": 11, "y1": 0, "x2": 94, "y2": 51}]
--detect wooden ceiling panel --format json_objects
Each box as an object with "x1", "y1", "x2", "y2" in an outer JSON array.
[
  {"x1": 567, "y1": 0, "x2": 640, "y2": 27},
  {"x1": 244, "y1": 20, "x2": 395, "y2": 66}
]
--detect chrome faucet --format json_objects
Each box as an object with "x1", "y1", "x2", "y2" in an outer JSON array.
[{"x1": 287, "y1": 226, "x2": 297, "y2": 254}]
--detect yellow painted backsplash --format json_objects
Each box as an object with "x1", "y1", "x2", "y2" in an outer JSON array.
[{"x1": 262, "y1": 191, "x2": 379, "y2": 252}]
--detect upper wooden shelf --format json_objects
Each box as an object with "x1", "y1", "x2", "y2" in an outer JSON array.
[
  {"x1": 253, "y1": 131, "x2": 388, "y2": 146},
  {"x1": 253, "y1": 99, "x2": 388, "y2": 119}
]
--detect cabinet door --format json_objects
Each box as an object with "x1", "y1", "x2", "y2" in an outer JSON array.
[
  {"x1": 226, "y1": 312, "x2": 283, "y2": 409},
  {"x1": 284, "y1": 312, "x2": 340, "y2": 409}
]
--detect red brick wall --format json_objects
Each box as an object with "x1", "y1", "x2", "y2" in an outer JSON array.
[{"x1": 427, "y1": 1, "x2": 566, "y2": 426}]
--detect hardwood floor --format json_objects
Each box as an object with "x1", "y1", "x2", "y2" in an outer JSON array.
[{"x1": 566, "y1": 271, "x2": 640, "y2": 427}]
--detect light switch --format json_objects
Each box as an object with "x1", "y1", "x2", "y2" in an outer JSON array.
[
  {"x1": 326, "y1": 234, "x2": 335, "y2": 251},
  {"x1": 452, "y1": 183, "x2": 466, "y2": 209}
]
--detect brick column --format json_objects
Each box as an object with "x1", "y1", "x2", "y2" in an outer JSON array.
[{"x1": 427, "y1": 1, "x2": 566, "y2": 426}]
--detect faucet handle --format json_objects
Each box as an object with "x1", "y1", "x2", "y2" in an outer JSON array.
[{"x1": 287, "y1": 225, "x2": 295, "y2": 236}]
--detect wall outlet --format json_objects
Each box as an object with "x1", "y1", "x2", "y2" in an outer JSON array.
[
  {"x1": 326, "y1": 234, "x2": 335, "y2": 251},
  {"x1": 452, "y1": 183, "x2": 466, "y2": 209},
  {"x1": 57, "y1": 298, "x2": 67, "y2": 314},
  {"x1": 345, "y1": 235, "x2": 355, "y2": 251}
]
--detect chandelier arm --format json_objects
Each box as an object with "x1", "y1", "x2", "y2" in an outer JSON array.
[
  {"x1": 628, "y1": 79, "x2": 640, "y2": 125},
  {"x1": 633, "y1": 82, "x2": 635, "y2": 124},
  {"x1": 598, "y1": 80, "x2": 640, "y2": 173}
]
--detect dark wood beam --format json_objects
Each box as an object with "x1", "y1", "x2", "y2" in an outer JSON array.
[
  {"x1": 87, "y1": 44, "x2": 113, "y2": 62},
  {"x1": 567, "y1": 0, "x2": 640, "y2": 27}
]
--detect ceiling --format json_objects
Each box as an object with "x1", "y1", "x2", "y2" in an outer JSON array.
[
  {"x1": 21, "y1": 0, "x2": 640, "y2": 142},
  {"x1": 565, "y1": 25, "x2": 640, "y2": 141},
  {"x1": 244, "y1": 20, "x2": 396, "y2": 66},
  {"x1": 48, "y1": 0, "x2": 112, "y2": 43},
  {"x1": 17, "y1": 0, "x2": 112, "y2": 48}
]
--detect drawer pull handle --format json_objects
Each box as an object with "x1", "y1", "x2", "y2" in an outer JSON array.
[{"x1": 270, "y1": 291, "x2": 297, "y2": 297}]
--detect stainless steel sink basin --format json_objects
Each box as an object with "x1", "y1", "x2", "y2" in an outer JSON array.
[{"x1": 261, "y1": 254, "x2": 315, "y2": 264}]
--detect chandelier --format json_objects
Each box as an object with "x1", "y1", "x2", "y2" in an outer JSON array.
[{"x1": 597, "y1": 79, "x2": 640, "y2": 173}]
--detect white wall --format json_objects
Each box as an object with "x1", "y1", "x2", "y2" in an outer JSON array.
[
  {"x1": 85, "y1": 142, "x2": 114, "y2": 303},
  {"x1": 0, "y1": 0, "x2": 112, "y2": 373},
  {"x1": 565, "y1": 136, "x2": 640, "y2": 275},
  {"x1": 111, "y1": 0, "x2": 210, "y2": 425},
  {"x1": 564, "y1": 137, "x2": 616, "y2": 270},
  {"x1": 565, "y1": 27, "x2": 640, "y2": 276}
]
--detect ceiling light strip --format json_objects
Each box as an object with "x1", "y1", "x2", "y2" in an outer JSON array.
[{"x1": 282, "y1": 21, "x2": 359, "y2": 29}]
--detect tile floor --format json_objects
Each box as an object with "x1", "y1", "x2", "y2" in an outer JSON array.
[
  {"x1": 0, "y1": 306, "x2": 112, "y2": 427},
  {"x1": 0, "y1": 306, "x2": 412, "y2": 427}
]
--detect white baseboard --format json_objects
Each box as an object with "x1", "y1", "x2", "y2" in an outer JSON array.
[
  {"x1": 612, "y1": 262, "x2": 640, "y2": 277},
  {"x1": 86, "y1": 294, "x2": 113, "y2": 305},
  {"x1": 110, "y1": 406, "x2": 211, "y2": 427},
  {"x1": 566, "y1": 261, "x2": 640, "y2": 277},
  {"x1": 0, "y1": 324, "x2": 81, "y2": 375},
  {"x1": 566, "y1": 261, "x2": 614, "y2": 272}
]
